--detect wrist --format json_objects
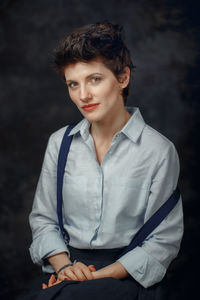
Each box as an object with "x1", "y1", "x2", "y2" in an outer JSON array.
[
  {"x1": 57, "y1": 260, "x2": 77, "y2": 275},
  {"x1": 47, "y1": 252, "x2": 72, "y2": 273},
  {"x1": 94, "y1": 262, "x2": 128, "y2": 280},
  {"x1": 57, "y1": 263, "x2": 73, "y2": 275}
]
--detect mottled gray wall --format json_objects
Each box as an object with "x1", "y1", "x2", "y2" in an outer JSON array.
[{"x1": 0, "y1": 0, "x2": 199, "y2": 299}]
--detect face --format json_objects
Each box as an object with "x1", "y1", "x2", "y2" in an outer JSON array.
[{"x1": 64, "y1": 59, "x2": 130, "y2": 124}]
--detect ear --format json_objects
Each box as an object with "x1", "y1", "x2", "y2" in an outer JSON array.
[{"x1": 118, "y1": 67, "x2": 130, "y2": 88}]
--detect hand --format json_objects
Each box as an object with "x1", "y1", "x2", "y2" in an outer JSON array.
[
  {"x1": 58, "y1": 262, "x2": 96, "y2": 281},
  {"x1": 42, "y1": 274, "x2": 64, "y2": 289},
  {"x1": 42, "y1": 264, "x2": 96, "y2": 289}
]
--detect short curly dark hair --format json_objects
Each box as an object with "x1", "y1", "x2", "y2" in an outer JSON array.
[{"x1": 54, "y1": 20, "x2": 135, "y2": 103}]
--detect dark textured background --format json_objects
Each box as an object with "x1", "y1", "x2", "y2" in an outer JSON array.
[{"x1": 0, "y1": 0, "x2": 199, "y2": 299}]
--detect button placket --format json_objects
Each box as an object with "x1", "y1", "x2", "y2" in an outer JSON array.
[{"x1": 108, "y1": 133, "x2": 121, "y2": 155}]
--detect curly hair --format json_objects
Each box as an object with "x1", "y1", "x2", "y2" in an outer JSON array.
[{"x1": 54, "y1": 21, "x2": 135, "y2": 103}]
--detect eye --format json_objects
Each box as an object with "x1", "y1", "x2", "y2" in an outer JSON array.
[
  {"x1": 91, "y1": 76, "x2": 101, "y2": 83},
  {"x1": 68, "y1": 82, "x2": 78, "y2": 89}
]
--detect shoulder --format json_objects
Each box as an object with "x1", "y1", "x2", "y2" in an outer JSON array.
[
  {"x1": 127, "y1": 107, "x2": 177, "y2": 157},
  {"x1": 49, "y1": 126, "x2": 69, "y2": 143},
  {"x1": 142, "y1": 124, "x2": 176, "y2": 154},
  {"x1": 46, "y1": 119, "x2": 83, "y2": 152},
  {"x1": 46, "y1": 125, "x2": 74, "y2": 156},
  {"x1": 140, "y1": 124, "x2": 179, "y2": 169}
]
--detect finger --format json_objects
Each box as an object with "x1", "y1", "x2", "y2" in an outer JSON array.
[
  {"x1": 76, "y1": 263, "x2": 96, "y2": 280},
  {"x1": 74, "y1": 262, "x2": 94, "y2": 280},
  {"x1": 59, "y1": 262, "x2": 94, "y2": 281},
  {"x1": 51, "y1": 278, "x2": 63, "y2": 287},
  {"x1": 73, "y1": 268, "x2": 88, "y2": 281},
  {"x1": 42, "y1": 283, "x2": 48, "y2": 290},
  {"x1": 80, "y1": 266, "x2": 94, "y2": 280},
  {"x1": 48, "y1": 274, "x2": 56, "y2": 287},
  {"x1": 58, "y1": 273, "x2": 69, "y2": 281},
  {"x1": 88, "y1": 265, "x2": 96, "y2": 272},
  {"x1": 62, "y1": 268, "x2": 79, "y2": 281}
]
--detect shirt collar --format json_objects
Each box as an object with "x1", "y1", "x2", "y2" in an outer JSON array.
[
  {"x1": 121, "y1": 107, "x2": 145, "y2": 143},
  {"x1": 68, "y1": 118, "x2": 90, "y2": 139},
  {"x1": 68, "y1": 107, "x2": 145, "y2": 143}
]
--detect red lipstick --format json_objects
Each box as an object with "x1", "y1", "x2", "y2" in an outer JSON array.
[{"x1": 82, "y1": 103, "x2": 99, "y2": 112}]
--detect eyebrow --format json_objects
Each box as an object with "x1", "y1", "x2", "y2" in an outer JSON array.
[{"x1": 66, "y1": 72, "x2": 103, "y2": 83}]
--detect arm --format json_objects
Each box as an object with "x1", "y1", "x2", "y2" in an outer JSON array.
[
  {"x1": 29, "y1": 132, "x2": 70, "y2": 272},
  {"x1": 92, "y1": 261, "x2": 128, "y2": 280},
  {"x1": 116, "y1": 142, "x2": 184, "y2": 287},
  {"x1": 29, "y1": 132, "x2": 69, "y2": 272},
  {"x1": 29, "y1": 130, "x2": 94, "y2": 281},
  {"x1": 91, "y1": 143, "x2": 183, "y2": 286},
  {"x1": 47, "y1": 252, "x2": 72, "y2": 273},
  {"x1": 48, "y1": 252, "x2": 94, "y2": 281}
]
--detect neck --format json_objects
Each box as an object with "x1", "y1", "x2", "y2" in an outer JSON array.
[{"x1": 90, "y1": 105, "x2": 131, "y2": 141}]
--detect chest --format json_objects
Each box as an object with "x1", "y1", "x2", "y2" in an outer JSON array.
[
  {"x1": 62, "y1": 137, "x2": 152, "y2": 230},
  {"x1": 64, "y1": 134, "x2": 155, "y2": 184},
  {"x1": 92, "y1": 138, "x2": 113, "y2": 165}
]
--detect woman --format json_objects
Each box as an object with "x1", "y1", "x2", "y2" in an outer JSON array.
[{"x1": 28, "y1": 21, "x2": 183, "y2": 299}]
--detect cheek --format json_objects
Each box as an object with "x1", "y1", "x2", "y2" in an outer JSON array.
[
  {"x1": 68, "y1": 90, "x2": 78, "y2": 104},
  {"x1": 94, "y1": 81, "x2": 120, "y2": 98}
]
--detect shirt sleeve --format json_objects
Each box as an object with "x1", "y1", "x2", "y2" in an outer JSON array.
[
  {"x1": 29, "y1": 132, "x2": 69, "y2": 272},
  {"x1": 117, "y1": 142, "x2": 184, "y2": 288}
]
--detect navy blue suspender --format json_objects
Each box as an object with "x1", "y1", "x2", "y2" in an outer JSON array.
[
  {"x1": 57, "y1": 125, "x2": 180, "y2": 256},
  {"x1": 57, "y1": 125, "x2": 75, "y2": 243},
  {"x1": 118, "y1": 186, "x2": 180, "y2": 258}
]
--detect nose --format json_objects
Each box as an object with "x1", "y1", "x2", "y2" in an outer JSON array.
[{"x1": 80, "y1": 84, "x2": 92, "y2": 102}]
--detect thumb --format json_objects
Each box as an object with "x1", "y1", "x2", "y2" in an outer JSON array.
[
  {"x1": 88, "y1": 265, "x2": 96, "y2": 272},
  {"x1": 48, "y1": 274, "x2": 56, "y2": 287}
]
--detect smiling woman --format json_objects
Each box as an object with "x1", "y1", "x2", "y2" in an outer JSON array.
[
  {"x1": 24, "y1": 21, "x2": 184, "y2": 300},
  {"x1": 63, "y1": 60, "x2": 130, "y2": 132}
]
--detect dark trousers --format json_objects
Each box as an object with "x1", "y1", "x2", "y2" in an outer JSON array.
[{"x1": 23, "y1": 246, "x2": 168, "y2": 300}]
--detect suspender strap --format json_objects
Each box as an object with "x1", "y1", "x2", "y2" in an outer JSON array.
[
  {"x1": 57, "y1": 125, "x2": 181, "y2": 255},
  {"x1": 57, "y1": 125, "x2": 75, "y2": 243},
  {"x1": 118, "y1": 187, "x2": 180, "y2": 258}
]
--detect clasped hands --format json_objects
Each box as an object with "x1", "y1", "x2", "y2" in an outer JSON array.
[
  {"x1": 42, "y1": 262, "x2": 98, "y2": 289},
  {"x1": 42, "y1": 261, "x2": 128, "y2": 289}
]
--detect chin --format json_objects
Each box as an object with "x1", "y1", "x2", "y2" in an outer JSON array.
[
  {"x1": 85, "y1": 116, "x2": 102, "y2": 123},
  {"x1": 81, "y1": 111, "x2": 103, "y2": 123}
]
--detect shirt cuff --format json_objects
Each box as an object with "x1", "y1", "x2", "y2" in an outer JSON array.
[
  {"x1": 117, "y1": 246, "x2": 166, "y2": 288},
  {"x1": 29, "y1": 230, "x2": 69, "y2": 267}
]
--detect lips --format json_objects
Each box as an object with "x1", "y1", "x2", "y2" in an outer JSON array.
[{"x1": 82, "y1": 103, "x2": 99, "y2": 111}]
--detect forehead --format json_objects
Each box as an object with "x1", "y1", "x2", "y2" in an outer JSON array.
[{"x1": 64, "y1": 59, "x2": 113, "y2": 80}]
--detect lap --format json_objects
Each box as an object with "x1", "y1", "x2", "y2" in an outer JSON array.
[
  {"x1": 22, "y1": 246, "x2": 167, "y2": 300},
  {"x1": 23, "y1": 274, "x2": 139, "y2": 300}
]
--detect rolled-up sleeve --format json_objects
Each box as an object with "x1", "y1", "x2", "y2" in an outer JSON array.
[
  {"x1": 29, "y1": 131, "x2": 69, "y2": 272},
  {"x1": 118, "y1": 142, "x2": 184, "y2": 288}
]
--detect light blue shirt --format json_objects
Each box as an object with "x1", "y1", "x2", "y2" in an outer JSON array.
[{"x1": 29, "y1": 107, "x2": 184, "y2": 288}]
